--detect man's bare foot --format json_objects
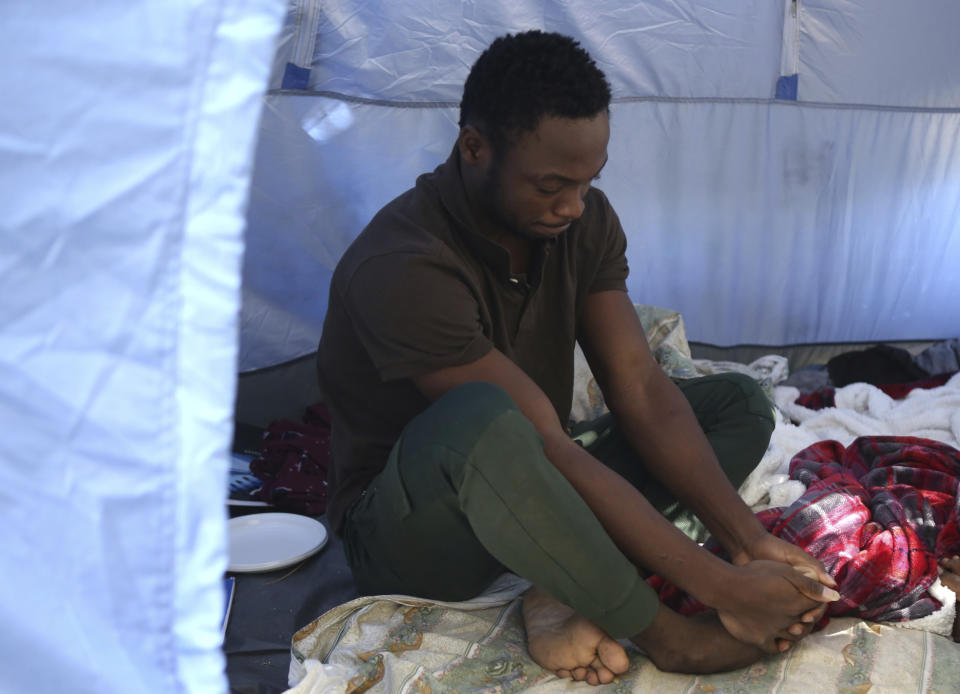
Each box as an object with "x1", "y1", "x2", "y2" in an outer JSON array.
[
  {"x1": 632, "y1": 605, "x2": 766, "y2": 674},
  {"x1": 522, "y1": 587, "x2": 630, "y2": 686},
  {"x1": 938, "y1": 556, "x2": 960, "y2": 642}
]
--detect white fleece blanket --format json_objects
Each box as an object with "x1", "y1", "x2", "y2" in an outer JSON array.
[{"x1": 741, "y1": 371, "x2": 960, "y2": 511}]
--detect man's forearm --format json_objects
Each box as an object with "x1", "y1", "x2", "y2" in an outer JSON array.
[
  {"x1": 604, "y1": 368, "x2": 767, "y2": 560},
  {"x1": 541, "y1": 430, "x2": 739, "y2": 605}
]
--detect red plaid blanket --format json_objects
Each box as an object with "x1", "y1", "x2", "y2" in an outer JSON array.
[{"x1": 650, "y1": 436, "x2": 960, "y2": 623}]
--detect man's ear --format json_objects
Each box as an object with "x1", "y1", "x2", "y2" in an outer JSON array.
[{"x1": 458, "y1": 125, "x2": 491, "y2": 167}]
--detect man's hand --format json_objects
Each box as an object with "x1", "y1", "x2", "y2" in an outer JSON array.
[
  {"x1": 730, "y1": 531, "x2": 838, "y2": 640},
  {"x1": 715, "y1": 559, "x2": 841, "y2": 653},
  {"x1": 731, "y1": 531, "x2": 836, "y2": 586}
]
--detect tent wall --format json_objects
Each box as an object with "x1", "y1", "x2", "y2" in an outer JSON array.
[
  {"x1": 240, "y1": 0, "x2": 960, "y2": 371},
  {"x1": 0, "y1": 2, "x2": 284, "y2": 692}
]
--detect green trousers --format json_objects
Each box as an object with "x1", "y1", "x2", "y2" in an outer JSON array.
[{"x1": 341, "y1": 373, "x2": 774, "y2": 638}]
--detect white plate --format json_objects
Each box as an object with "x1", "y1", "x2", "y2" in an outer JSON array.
[{"x1": 228, "y1": 513, "x2": 328, "y2": 573}]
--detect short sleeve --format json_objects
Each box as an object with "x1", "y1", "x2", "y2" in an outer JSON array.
[
  {"x1": 586, "y1": 190, "x2": 629, "y2": 294},
  {"x1": 340, "y1": 250, "x2": 492, "y2": 381}
]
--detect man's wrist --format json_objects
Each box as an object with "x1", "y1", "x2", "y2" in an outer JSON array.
[{"x1": 710, "y1": 514, "x2": 768, "y2": 565}]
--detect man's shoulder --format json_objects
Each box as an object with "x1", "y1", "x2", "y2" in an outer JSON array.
[
  {"x1": 581, "y1": 186, "x2": 617, "y2": 224},
  {"x1": 335, "y1": 176, "x2": 455, "y2": 282}
]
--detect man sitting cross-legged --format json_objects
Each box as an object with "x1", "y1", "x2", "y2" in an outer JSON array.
[{"x1": 317, "y1": 30, "x2": 839, "y2": 684}]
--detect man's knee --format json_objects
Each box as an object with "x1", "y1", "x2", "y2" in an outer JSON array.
[
  {"x1": 684, "y1": 372, "x2": 774, "y2": 432},
  {"x1": 710, "y1": 373, "x2": 775, "y2": 486},
  {"x1": 722, "y1": 372, "x2": 775, "y2": 428},
  {"x1": 677, "y1": 372, "x2": 775, "y2": 487},
  {"x1": 348, "y1": 381, "x2": 544, "y2": 599}
]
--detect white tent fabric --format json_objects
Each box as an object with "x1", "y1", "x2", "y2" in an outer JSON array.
[
  {"x1": 283, "y1": 0, "x2": 785, "y2": 100},
  {"x1": 798, "y1": 0, "x2": 960, "y2": 107},
  {"x1": 0, "y1": 2, "x2": 284, "y2": 692},
  {"x1": 240, "y1": 0, "x2": 960, "y2": 370}
]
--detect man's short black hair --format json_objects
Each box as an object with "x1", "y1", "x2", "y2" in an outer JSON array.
[{"x1": 459, "y1": 31, "x2": 612, "y2": 153}]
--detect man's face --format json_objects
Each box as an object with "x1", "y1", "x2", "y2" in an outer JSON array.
[{"x1": 480, "y1": 113, "x2": 610, "y2": 241}]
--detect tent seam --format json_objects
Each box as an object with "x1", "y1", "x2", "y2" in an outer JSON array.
[{"x1": 266, "y1": 89, "x2": 960, "y2": 115}]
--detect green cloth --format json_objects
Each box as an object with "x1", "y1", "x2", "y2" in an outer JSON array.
[{"x1": 342, "y1": 373, "x2": 774, "y2": 639}]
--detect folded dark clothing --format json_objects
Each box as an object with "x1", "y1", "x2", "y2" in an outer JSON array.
[
  {"x1": 827, "y1": 344, "x2": 929, "y2": 387},
  {"x1": 915, "y1": 338, "x2": 960, "y2": 376},
  {"x1": 782, "y1": 364, "x2": 832, "y2": 394},
  {"x1": 250, "y1": 402, "x2": 331, "y2": 515}
]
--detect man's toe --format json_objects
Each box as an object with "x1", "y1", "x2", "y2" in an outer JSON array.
[
  {"x1": 595, "y1": 667, "x2": 616, "y2": 684},
  {"x1": 587, "y1": 656, "x2": 614, "y2": 683},
  {"x1": 597, "y1": 637, "x2": 630, "y2": 674}
]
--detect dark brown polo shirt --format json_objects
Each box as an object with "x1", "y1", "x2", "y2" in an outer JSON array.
[{"x1": 317, "y1": 147, "x2": 630, "y2": 532}]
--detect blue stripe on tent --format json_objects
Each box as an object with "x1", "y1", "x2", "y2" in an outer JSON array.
[
  {"x1": 282, "y1": 62, "x2": 311, "y2": 90},
  {"x1": 776, "y1": 74, "x2": 798, "y2": 100}
]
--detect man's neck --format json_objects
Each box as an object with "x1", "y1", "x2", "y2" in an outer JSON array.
[
  {"x1": 473, "y1": 217, "x2": 535, "y2": 276},
  {"x1": 498, "y1": 233, "x2": 534, "y2": 276},
  {"x1": 459, "y1": 154, "x2": 536, "y2": 276}
]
